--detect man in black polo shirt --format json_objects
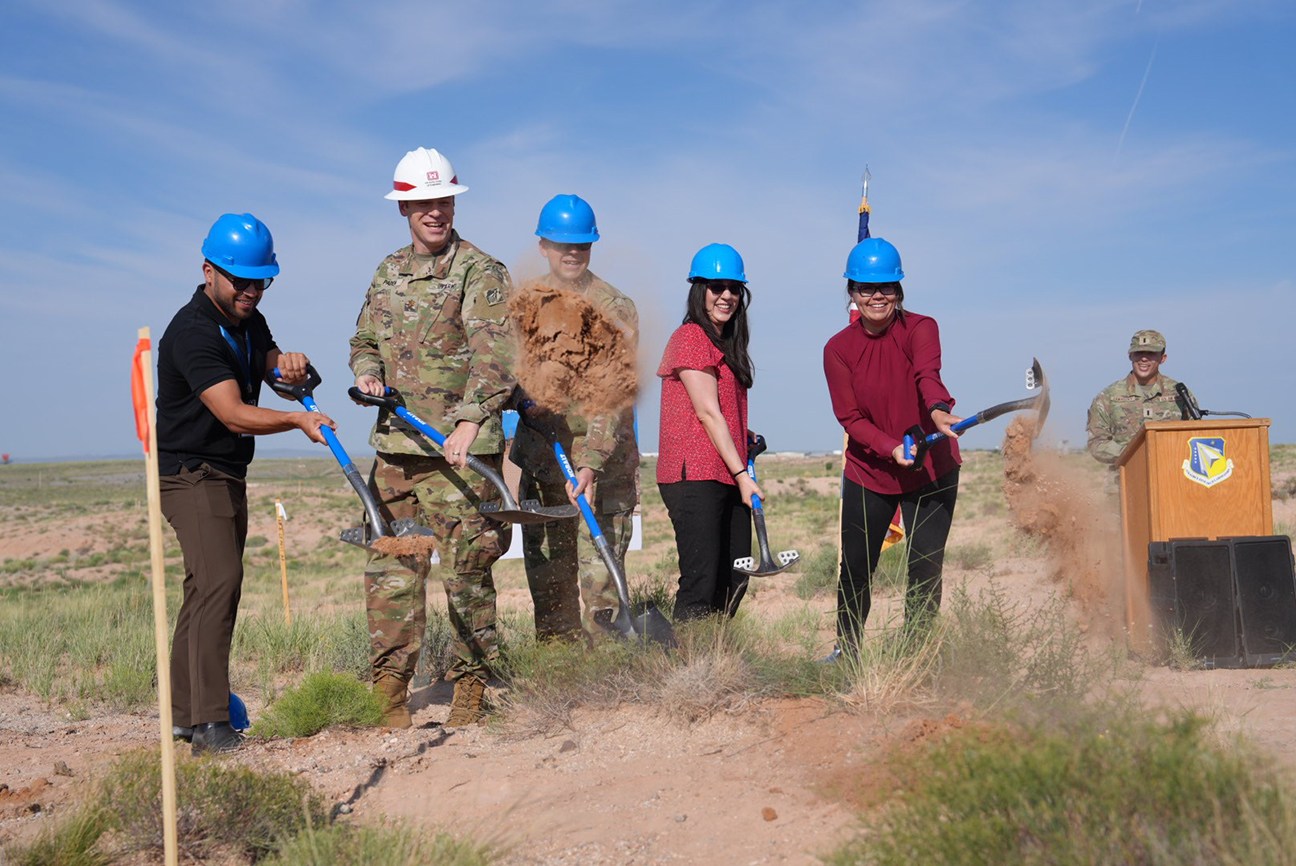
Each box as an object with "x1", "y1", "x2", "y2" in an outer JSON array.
[{"x1": 157, "y1": 212, "x2": 334, "y2": 754}]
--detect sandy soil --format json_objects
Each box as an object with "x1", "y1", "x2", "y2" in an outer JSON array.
[
  {"x1": 8, "y1": 569, "x2": 1296, "y2": 862},
  {"x1": 8, "y1": 449, "x2": 1296, "y2": 861}
]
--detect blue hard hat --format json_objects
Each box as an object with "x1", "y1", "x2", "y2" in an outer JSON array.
[
  {"x1": 229, "y1": 692, "x2": 250, "y2": 731},
  {"x1": 844, "y1": 237, "x2": 904, "y2": 283},
  {"x1": 535, "y1": 194, "x2": 600, "y2": 243},
  {"x1": 688, "y1": 243, "x2": 746, "y2": 283},
  {"x1": 201, "y1": 213, "x2": 280, "y2": 279}
]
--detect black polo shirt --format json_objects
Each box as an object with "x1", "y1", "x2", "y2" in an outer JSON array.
[{"x1": 157, "y1": 287, "x2": 278, "y2": 477}]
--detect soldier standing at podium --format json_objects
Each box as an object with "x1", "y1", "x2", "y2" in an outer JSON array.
[{"x1": 1086, "y1": 329, "x2": 1194, "y2": 465}]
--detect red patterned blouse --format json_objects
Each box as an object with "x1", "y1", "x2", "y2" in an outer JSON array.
[{"x1": 656, "y1": 323, "x2": 749, "y2": 485}]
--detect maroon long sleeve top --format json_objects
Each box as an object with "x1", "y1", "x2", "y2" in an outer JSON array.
[{"x1": 823, "y1": 311, "x2": 961, "y2": 494}]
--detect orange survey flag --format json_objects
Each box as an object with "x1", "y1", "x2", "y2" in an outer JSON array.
[{"x1": 132, "y1": 335, "x2": 152, "y2": 453}]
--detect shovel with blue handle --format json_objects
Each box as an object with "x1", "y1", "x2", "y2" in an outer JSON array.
[
  {"x1": 903, "y1": 358, "x2": 1050, "y2": 470},
  {"x1": 733, "y1": 434, "x2": 800, "y2": 580},
  {"x1": 518, "y1": 403, "x2": 676, "y2": 646},
  {"x1": 347, "y1": 386, "x2": 577, "y2": 525},
  {"x1": 270, "y1": 365, "x2": 432, "y2": 551}
]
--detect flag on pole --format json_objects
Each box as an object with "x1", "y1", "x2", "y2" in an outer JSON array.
[
  {"x1": 133, "y1": 328, "x2": 179, "y2": 866},
  {"x1": 132, "y1": 336, "x2": 152, "y2": 454},
  {"x1": 858, "y1": 167, "x2": 872, "y2": 243}
]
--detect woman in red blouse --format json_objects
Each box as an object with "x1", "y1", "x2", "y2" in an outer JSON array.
[
  {"x1": 822, "y1": 238, "x2": 963, "y2": 655},
  {"x1": 657, "y1": 243, "x2": 763, "y2": 621}
]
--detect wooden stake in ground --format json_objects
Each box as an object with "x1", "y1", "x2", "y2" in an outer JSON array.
[
  {"x1": 276, "y1": 500, "x2": 291, "y2": 626},
  {"x1": 132, "y1": 327, "x2": 179, "y2": 866}
]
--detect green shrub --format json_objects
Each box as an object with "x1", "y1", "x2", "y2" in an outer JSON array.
[
  {"x1": 7, "y1": 750, "x2": 328, "y2": 864},
  {"x1": 253, "y1": 670, "x2": 384, "y2": 738},
  {"x1": 246, "y1": 535, "x2": 270, "y2": 548},
  {"x1": 827, "y1": 713, "x2": 1296, "y2": 865},
  {"x1": 266, "y1": 822, "x2": 495, "y2": 866},
  {"x1": 4, "y1": 806, "x2": 111, "y2": 866}
]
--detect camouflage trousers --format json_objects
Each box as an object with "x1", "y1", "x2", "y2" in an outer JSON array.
[
  {"x1": 366, "y1": 452, "x2": 511, "y2": 683},
  {"x1": 520, "y1": 472, "x2": 632, "y2": 641}
]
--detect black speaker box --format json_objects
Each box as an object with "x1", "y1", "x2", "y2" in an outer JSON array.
[
  {"x1": 1147, "y1": 539, "x2": 1244, "y2": 668},
  {"x1": 1234, "y1": 537, "x2": 1296, "y2": 666},
  {"x1": 1147, "y1": 536, "x2": 1296, "y2": 668}
]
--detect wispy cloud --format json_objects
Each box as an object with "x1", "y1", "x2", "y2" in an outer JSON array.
[{"x1": 1, "y1": 0, "x2": 1293, "y2": 458}]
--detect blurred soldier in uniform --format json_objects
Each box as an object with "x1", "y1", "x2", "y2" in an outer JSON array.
[
  {"x1": 510, "y1": 195, "x2": 640, "y2": 641},
  {"x1": 1087, "y1": 329, "x2": 1193, "y2": 465},
  {"x1": 350, "y1": 148, "x2": 515, "y2": 727}
]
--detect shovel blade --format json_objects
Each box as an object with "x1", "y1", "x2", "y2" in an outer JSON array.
[
  {"x1": 1028, "y1": 357, "x2": 1050, "y2": 438},
  {"x1": 479, "y1": 500, "x2": 578, "y2": 525},
  {"x1": 734, "y1": 549, "x2": 801, "y2": 577},
  {"x1": 605, "y1": 602, "x2": 676, "y2": 647},
  {"x1": 339, "y1": 525, "x2": 369, "y2": 550},
  {"x1": 339, "y1": 519, "x2": 433, "y2": 551},
  {"x1": 633, "y1": 603, "x2": 677, "y2": 648},
  {"x1": 391, "y1": 518, "x2": 434, "y2": 537}
]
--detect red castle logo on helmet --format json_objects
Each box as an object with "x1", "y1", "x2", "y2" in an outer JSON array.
[{"x1": 426, "y1": 171, "x2": 439, "y2": 182}]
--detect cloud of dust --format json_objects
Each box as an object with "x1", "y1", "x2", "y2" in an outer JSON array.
[
  {"x1": 508, "y1": 281, "x2": 638, "y2": 415},
  {"x1": 1001, "y1": 415, "x2": 1128, "y2": 640}
]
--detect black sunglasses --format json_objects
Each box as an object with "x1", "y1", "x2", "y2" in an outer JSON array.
[
  {"x1": 705, "y1": 282, "x2": 743, "y2": 296},
  {"x1": 214, "y1": 265, "x2": 273, "y2": 293},
  {"x1": 849, "y1": 281, "x2": 898, "y2": 297}
]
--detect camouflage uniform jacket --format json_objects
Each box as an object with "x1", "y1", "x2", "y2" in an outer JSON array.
[
  {"x1": 349, "y1": 232, "x2": 515, "y2": 457},
  {"x1": 511, "y1": 271, "x2": 640, "y2": 513},
  {"x1": 1086, "y1": 373, "x2": 1191, "y2": 465}
]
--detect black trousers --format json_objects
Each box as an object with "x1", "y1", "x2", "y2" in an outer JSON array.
[
  {"x1": 838, "y1": 468, "x2": 959, "y2": 648},
  {"x1": 659, "y1": 480, "x2": 753, "y2": 621},
  {"x1": 160, "y1": 464, "x2": 247, "y2": 726}
]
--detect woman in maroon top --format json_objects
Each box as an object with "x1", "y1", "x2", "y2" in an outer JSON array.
[
  {"x1": 823, "y1": 237, "x2": 963, "y2": 654},
  {"x1": 657, "y1": 243, "x2": 762, "y2": 621}
]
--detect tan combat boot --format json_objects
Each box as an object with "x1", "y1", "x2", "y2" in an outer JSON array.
[
  {"x1": 444, "y1": 676, "x2": 488, "y2": 727},
  {"x1": 373, "y1": 672, "x2": 412, "y2": 728}
]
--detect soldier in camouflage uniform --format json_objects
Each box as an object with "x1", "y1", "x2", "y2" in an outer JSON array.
[
  {"x1": 1087, "y1": 329, "x2": 1194, "y2": 465},
  {"x1": 349, "y1": 147, "x2": 514, "y2": 727},
  {"x1": 511, "y1": 195, "x2": 640, "y2": 640}
]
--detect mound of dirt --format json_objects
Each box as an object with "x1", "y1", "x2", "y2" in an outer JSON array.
[
  {"x1": 1001, "y1": 416, "x2": 1126, "y2": 639},
  {"x1": 509, "y1": 282, "x2": 637, "y2": 415}
]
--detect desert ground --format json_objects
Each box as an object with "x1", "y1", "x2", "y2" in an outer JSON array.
[{"x1": 5, "y1": 444, "x2": 1296, "y2": 863}]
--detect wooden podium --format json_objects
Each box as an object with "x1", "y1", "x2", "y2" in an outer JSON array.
[{"x1": 1117, "y1": 419, "x2": 1273, "y2": 652}]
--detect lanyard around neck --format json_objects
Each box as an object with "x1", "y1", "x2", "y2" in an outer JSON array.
[{"x1": 218, "y1": 324, "x2": 254, "y2": 397}]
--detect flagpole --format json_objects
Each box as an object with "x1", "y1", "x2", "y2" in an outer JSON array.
[
  {"x1": 276, "y1": 501, "x2": 291, "y2": 626},
  {"x1": 135, "y1": 327, "x2": 178, "y2": 866}
]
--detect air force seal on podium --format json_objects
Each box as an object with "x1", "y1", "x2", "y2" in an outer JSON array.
[{"x1": 1183, "y1": 437, "x2": 1234, "y2": 488}]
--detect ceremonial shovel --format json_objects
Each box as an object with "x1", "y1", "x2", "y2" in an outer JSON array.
[
  {"x1": 903, "y1": 358, "x2": 1051, "y2": 469},
  {"x1": 733, "y1": 434, "x2": 801, "y2": 579},
  {"x1": 271, "y1": 366, "x2": 432, "y2": 551},
  {"x1": 519, "y1": 404, "x2": 676, "y2": 646},
  {"x1": 348, "y1": 387, "x2": 578, "y2": 525}
]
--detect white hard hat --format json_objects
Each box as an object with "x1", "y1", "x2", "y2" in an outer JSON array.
[{"x1": 384, "y1": 147, "x2": 470, "y2": 201}]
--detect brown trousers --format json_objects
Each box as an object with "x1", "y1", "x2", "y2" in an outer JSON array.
[{"x1": 160, "y1": 463, "x2": 247, "y2": 726}]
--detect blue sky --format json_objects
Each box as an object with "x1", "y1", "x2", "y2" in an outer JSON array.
[{"x1": 1, "y1": 0, "x2": 1293, "y2": 462}]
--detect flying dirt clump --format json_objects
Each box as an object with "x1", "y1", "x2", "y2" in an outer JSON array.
[
  {"x1": 509, "y1": 282, "x2": 637, "y2": 415},
  {"x1": 370, "y1": 535, "x2": 437, "y2": 560},
  {"x1": 1001, "y1": 416, "x2": 1125, "y2": 639}
]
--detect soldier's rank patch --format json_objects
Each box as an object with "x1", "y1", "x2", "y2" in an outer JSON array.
[{"x1": 1182, "y1": 437, "x2": 1234, "y2": 488}]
